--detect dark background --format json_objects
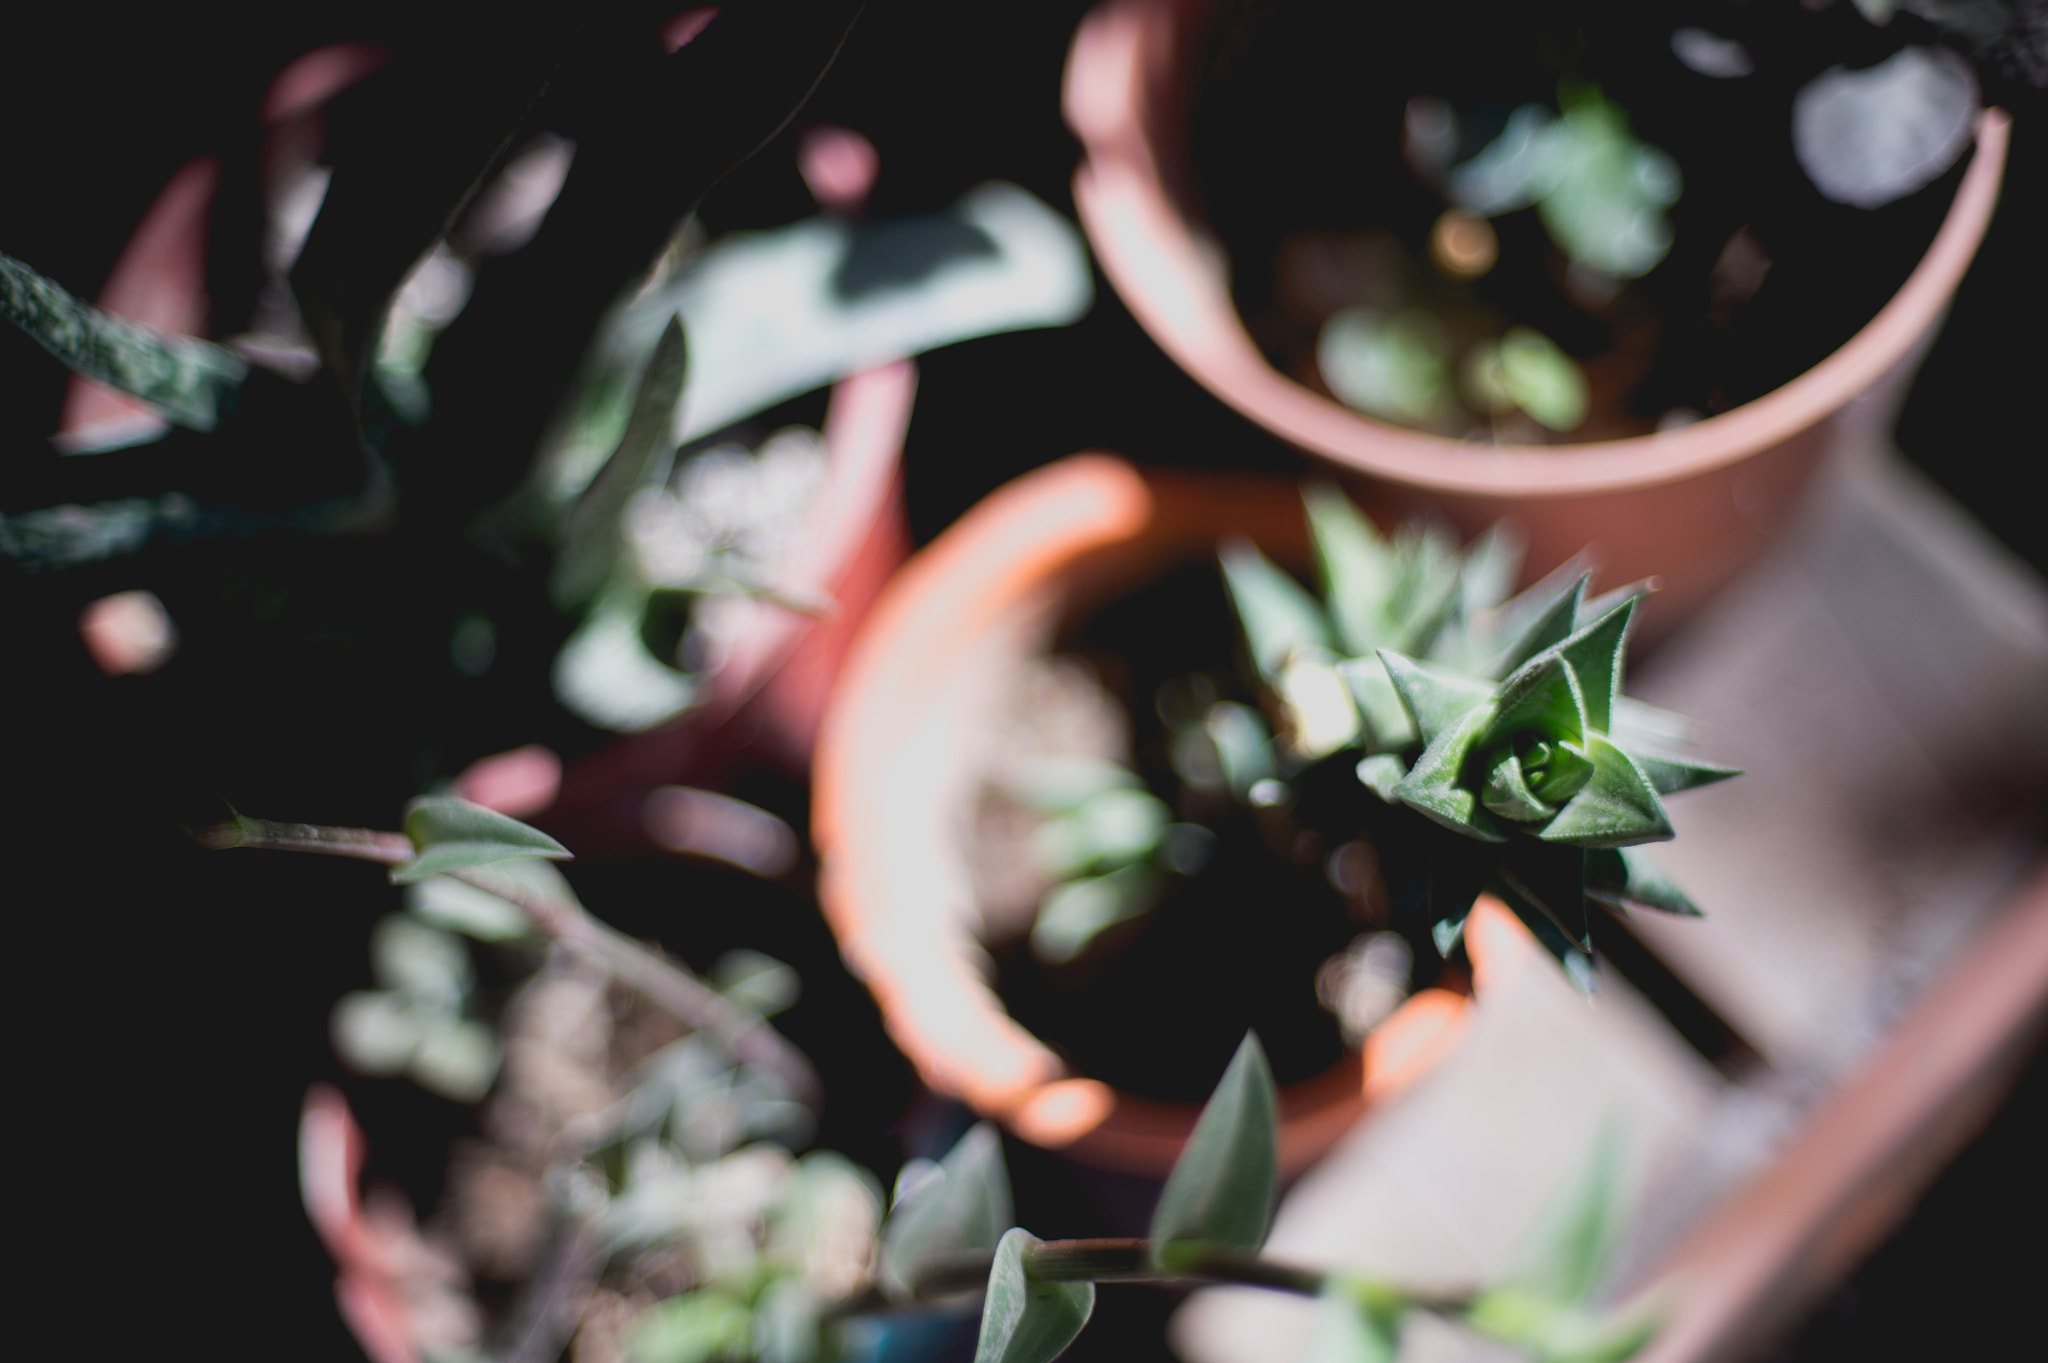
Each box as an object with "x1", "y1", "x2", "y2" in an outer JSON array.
[{"x1": 2, "y1": 3, "x2": 2040, "y2": 1359}]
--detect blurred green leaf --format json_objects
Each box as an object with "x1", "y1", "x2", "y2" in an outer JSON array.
[
  {"x1": 554, "y1": 317, "x2": 690, "y2": 612},
  {"x1": 1221, "y1": 539, "x2": 1332, "y2": 679},
  {"x1": 1318, "y1": 307, "x2": 1451, "y2": 424},
  {"x1": 715, "y1": 950, "x2": 802, "y2": 1018},
  {"x1": 1306, "y1": 484, "x2": 1394, "y2": 657},
  {"x1": 882, "y1": 1122, "x2": 1013, "y2": 1301},
  {"x1": 1525, "y1": 1124, "x2": 1626, "y2": 1303},
  {"x1": 1303, "y1": 1277, "x2": 1404, "y2": 1363},
  {"x1": 1207, "y1": 702, "x2": 1278, "y2": 801},
  {"x1": 1338, "y1": 657, "x2": 1420, "y2": 753},
  {"x1": 1000, "y1": 756, "x2": 1142, "y2": 813},
  {"x1": 975, "y1": 1229, "x2": 1094, "y2": 1363},
  {"x1": 1032, "y1": 865, "x2": 1161, "y2": 964},
  {"x1": 1, "y1": 250, "x2": 248, "y2": 432},
  {"x1": 627, "y1": 1290, "x2": 756, "y2": 1363},
  {"x1": 1356, "y1": 753, "x2": 1409, "y2": 803},
  {"x1": 1148, "y1": 1033, "x2": 1278, "y2": 1266},
  {"x1": 406, "y1": 875, "x2": 533, "y2": 942},
  {"x1": 410, "y1": 1017, "x2": 501, "y2": 1103},
  {"x1": 1586, "y1": 846, "x2": 1701, "y2": 917},
  {"x1": 394, "y1": 796, "x2": 571, "y2": 884},
  {"x1": 371, "y1": 913, "x2": 471, "y2": 1001},
  {"x1": 331, "y1": 990, "x2": 425, "y2": 1075}
]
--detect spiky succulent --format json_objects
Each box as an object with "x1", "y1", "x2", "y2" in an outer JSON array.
[{"x1": 1222, "y1": 487, "x2": 1737, "y2": 985}]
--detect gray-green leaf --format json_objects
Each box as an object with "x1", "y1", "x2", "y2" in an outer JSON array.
[
  {"x1": 1148, "y1": 1033, "x2": 1278, "y2": 1265},
  {"x1": 1538, "y1": 735, "x2": 1672, "y2": 848},
  {"x1": 1, "y1": 250, "x2": 249, "y2": 432},
  {"x1": 393, "y1": 796, "x2": 572, "y2": 884},
  {"x1": 883, "y1": 1122, "x2": 1014, "y2": 1301},
  {"x1": 1221, "y1": 539, "x2": 1332, "y2": 679},
  {"x1": 975, "y1": 1229, "x2": 1095, "y2": 1363}
]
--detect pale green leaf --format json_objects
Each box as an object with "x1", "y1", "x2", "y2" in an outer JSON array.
[
  {"x1": 393, "y1": 796, "x2": 572, "y2": 884},
  {"x1": 1500, "y1": 327, "x2": 1588, "y2": 432},
  {"x1": 1032, "y1": 866, "x2": 1161, "y2": 964},
  {"x1": 1481, "y1": 745, "x2": 1559, "y2": 823},
  {"x1": 553, "y1": 316, "x2": 689, "y2": 611},
  {"x1": 1482, "y1": 653, "x2": 1590, "y2": 748},
  {"x1": 975, "y1": 1229, "x2": 1094, "y2": 1363},
  {"x1": 1305, "y1": 484, "x2": 1394, "y2": 657},
  {"x1": 882, "y1": 1122, "x2": 1013, "y2": 1301},
  {"x1": 1625, "y1": 749, "x2": 1741, "y2": 797},
  {"x1": 1303, "y1": 1278, "x2": 1401, "y2": 1363},
  {"x1": 1337, "y1": 658, "x2": 1418, "y2": 753},
  {"x1": 1221, "y1": 539, "x2": 1332, "y2": 678},
  {"x1": 1488, "y1": 568, "x2": 1590, "y2": 677},
  {"x1": 405, "y1": 875, "x2": 533, "y2": 941},
  {"x1": 1356, "y1": 753, "x2": 1409, "y2": 803},
  {"x1": 1148, "y1": 1033, "x2": 1278, "y2": 1264}
]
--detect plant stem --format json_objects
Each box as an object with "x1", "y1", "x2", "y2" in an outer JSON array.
[
  {"x1": 200, "y1": 817, "x2": 822, "y2": 1104},
  {"x1": 907, "y1": 1239, "x2": 1330, "y2": 1300},
  {"x1": 195, "y1": 816, "x2": 414, "y2": 864},
  {"x1": 451, "y1": 862, "x2": 821, "y2": 1105}
]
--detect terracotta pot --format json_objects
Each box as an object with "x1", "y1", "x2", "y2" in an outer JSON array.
[
  {"x1": 814, "y1": 453, "x2": 1539, "y2": 1177},
  {"x1": 1062, "y1": 0, "x2": 2011, "y2": 640}
]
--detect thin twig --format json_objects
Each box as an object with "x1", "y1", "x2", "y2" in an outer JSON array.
[
  {"x1": 453, "y1": 862, "x2": 822, "y2": 1106},
  {"x1": 195, "y1": 816, "x2": 414, "y2": 864}
]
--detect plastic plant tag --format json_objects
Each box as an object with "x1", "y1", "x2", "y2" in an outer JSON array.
[
  {"x1": 881, "y1": 1122, "x2": 1013, "y2": 1301},
  {"x1": 1148, "y1": 1033, "x2": 1279, "y2": 1268},
  {"x1": 974, "y1": 1229, "x2": 1094, "y2": 1363},
  {"x1": 393, "y1": 796, "x2": 571, "y2": 884}
]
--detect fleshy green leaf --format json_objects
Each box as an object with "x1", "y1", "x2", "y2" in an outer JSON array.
[
  {"x1": 882, "y1": 1123, "x2": 1013, "y2": 1301},
  {"x1": 394, "y1": 797, "x2": 572, "y2": 884},
  {"x1": 1377, "y1": 650, "x2": 1497, "y2": 748},
  {"x1": 1625, "y1": 749, "x2": 1741, "y2": 797},
  {"x1": 1483, "y1": 653, "x2": 1589, "y2": 749},
  {"x1": 1356, "y1": 753, "x2": 1409, "y2": 803},
  {"x1": 1001, "y1": 756, "x2": 1142, "y2": 812},
  {"x1": 1481, "y1": 745, "x2": 1559, "y2": 823},
  {"x1": 975, "y1": 1229, "x2": 1094, "y2": 1363},
  {"x1": 1393, "y1": 705, "x2": 1509, "y2": 843},
  {"x1": 1148, "y1": 1033, "x2": 1279, "y2": 1264},
  {"x1": 1305, "y1": 484, "x2": 1394, "y2": 657},
  {"x1": 1337, "y1": 658, "x2": 1419, "y2": 753},
  {"x1": 1488, "y1": 568, "x2": 1591, "y2": 677},
  {"x1": 1555, "y1": 598, "x2": 1636, "y2": 734},
  {"x1": 1221, "y1": 539, "x2": 1332, "y2": 679},
  {"x1": 1586, "y1": 846, "x2": 1701, "y2": 917},
  {"x1": 1, "y1": 250, "x2": 249, "y2": 432},
  {"x1": 1538, "y1": 735, "x2": 1673, "y2": 848},
  {"x1": 1459, "y1": 522, "x2": 1527, "y2": 620},
  {"x1": 1031, "y1": 865, "x2": 1161, "y2": 963},
  {"x1": 552, "y1": 316, "x2": 689, "y2": 611},
  {"x1": 1207, "y1": 702, "x2": 1278, "y2": 801}
]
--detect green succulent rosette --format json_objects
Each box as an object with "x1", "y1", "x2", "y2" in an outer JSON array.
[{"x1": 1356, "y1": 581, "x2": 1736, "y2": 982}]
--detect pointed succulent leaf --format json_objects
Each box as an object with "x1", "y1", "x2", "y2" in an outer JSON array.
[
  {"x1": 1305, "y1": 484, "x2": 1394, "y2": 656},
  {"x1": 1356, "y1": 753, "x2": 1409, "y2": 804},
  {"x1": 882, "y1": 1122, "x2": 1013, "y2": 1301},
  {"x1": 975, "y1": 1229, "x2": 1094, "y2": 1363},
  {"x1": 1555, "y1": 597, "x2": 1636, "y2": 734},
  {"x1": 1337, "y1": 657, "x2": 1419, "y2": 752},
  {"x1": 394, "y1": 797, "x2": 572, "y2": 884},
  {"x1": 1578, "y1": 578, "x2": 1653, "y2": 630},
  {"x1": 552, "y1": 316, "x2": 690, "y2": 610},
  {"x1": 1607, "y1": 696, "x2": 1696, "y2": 749},
  {"x1": 1539, "y1": 735, "x2": 1673, "y2": 848},
  {"x1": 1489, "y1": 570, "x2": 1589, "y2": 677},
  {"x1": 1393, "y1": 705, "x2": 1509, "y2": 843},
  {"x1": 1, "y1": 250, "x2": 249, "y2": 432},
  {"x1": 1148, "y1": 1033, "x2": 1278, "y2": 1264},
  {"x1": 1586, "y1": 847, "x2": 1701, "y2": 917},
  {"x1": 1378, "y1": 649, "x2": 1496, "y2": 748},
  {"x1": 1498, "y1": 891, "x2": 1599, "y2": 994},
  {"x1": 1483, "y1": 653, "x2": 1589, "y2": 749},
  {"x1": 1625, "y1": 749, "x2": 1742, "y2": 797},
  {"x1": 1386, "y1": 522, "x2": 1465, "y2": 654},
  {"x1": 1431, "y1": 908, "x2": 1471, "y2": 957},
  {"x1": 1480, "y1": 743, "x2": 1559, "y2": 823},
  {"x1": 1220, "y1": 538, "x2": 1331, "y2": 679},
  {"x1": 1459, "y1": 521, "x2": 1527, "y2": 621}
]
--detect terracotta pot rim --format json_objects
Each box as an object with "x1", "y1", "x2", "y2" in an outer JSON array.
[
  {"x1": 1062, "y1": 0, "x2": 2011, "y2": 499},
  {"x1": 814, "y1": 454, "x2": 1542, "y2": 1175}
]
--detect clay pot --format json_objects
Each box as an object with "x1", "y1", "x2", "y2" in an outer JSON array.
[
  {"x1": 1061, "y1": 0, "x2": 2011, "y2": 640},
  {"x1": 814, "y1": 453, "x2": 1537, "y2": 1177}
]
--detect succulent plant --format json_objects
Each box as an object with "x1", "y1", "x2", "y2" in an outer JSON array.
[{"x1": 1222, "y1": 487, "x2": 1737, "y2": 985}]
